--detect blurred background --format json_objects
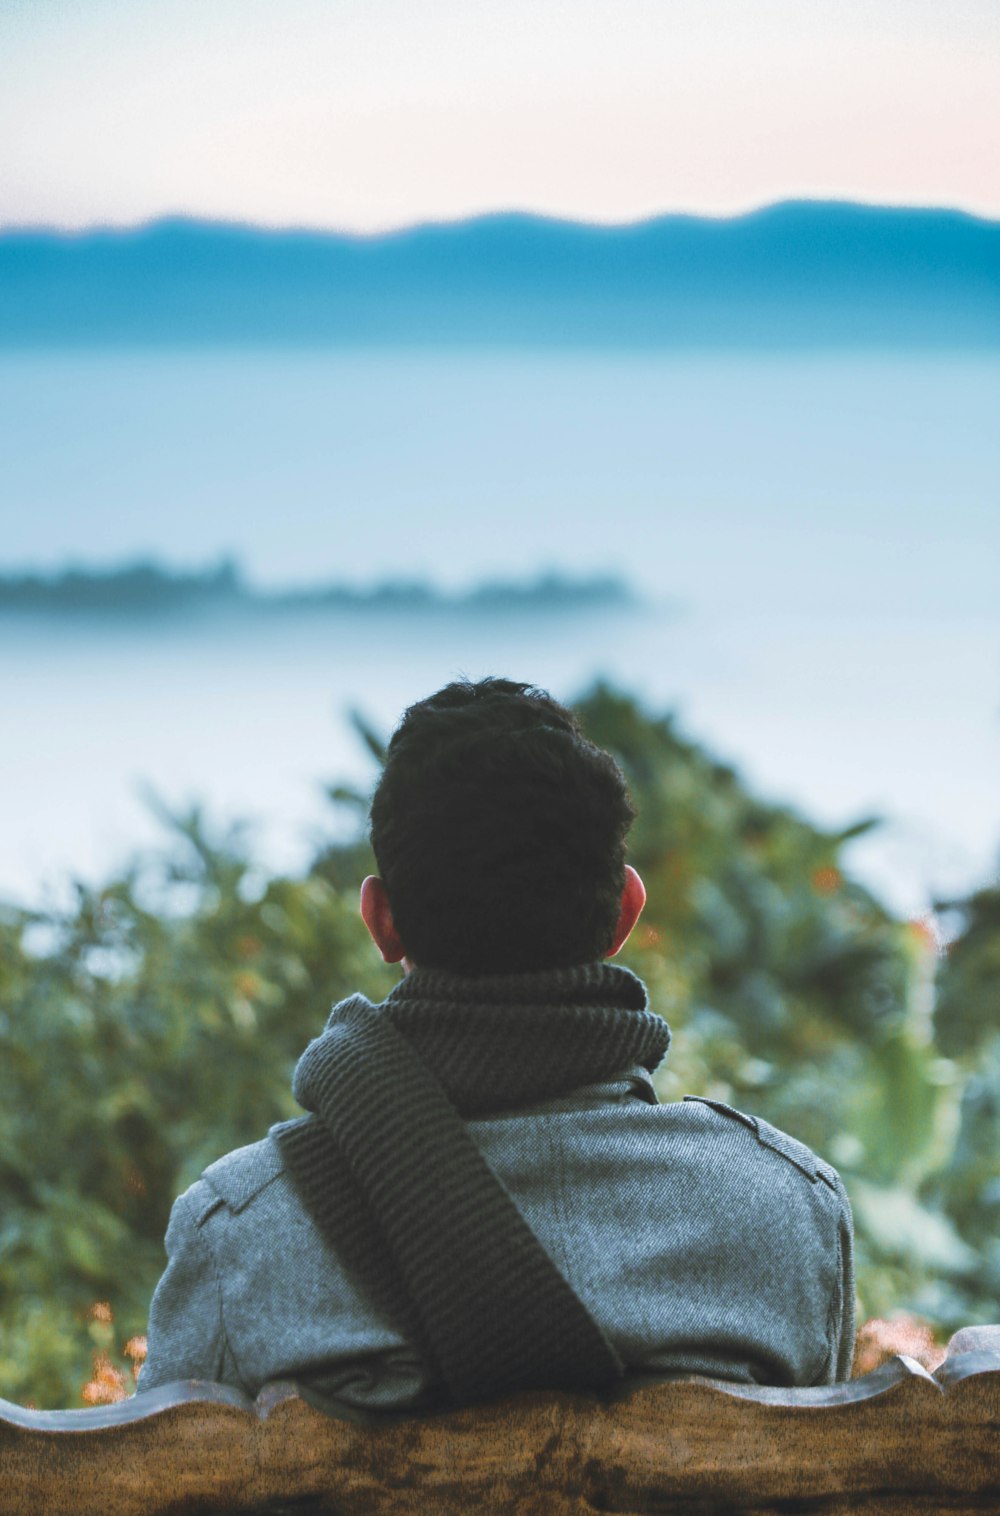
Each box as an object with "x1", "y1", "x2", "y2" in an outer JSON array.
[{"x1": 0, "y1": 0, "x2": 997, "y2": 1405}]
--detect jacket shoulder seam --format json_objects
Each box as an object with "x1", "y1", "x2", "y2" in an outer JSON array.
[{"x1": 683, "y1": 1096, "x2": 830, "y2": 1185}]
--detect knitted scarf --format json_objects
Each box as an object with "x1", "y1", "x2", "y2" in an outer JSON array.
[{"x1": 275, "y1": 960, "x2": 670, "y2": 1406}]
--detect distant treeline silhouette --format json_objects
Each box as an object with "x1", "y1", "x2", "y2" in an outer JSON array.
[{"x1": 0, "y1": 559, "x2": 635, "y2": 617}]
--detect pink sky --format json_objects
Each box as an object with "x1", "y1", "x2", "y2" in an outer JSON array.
[{"x1": 1, "y1": 0, "x2": 998, "y2": 230}]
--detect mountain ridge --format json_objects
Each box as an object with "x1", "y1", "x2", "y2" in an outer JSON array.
[
  {"x1": 5, "y1": 197, "x2": 998, "y2": 239},
  {"x1": 2, "y1": 200, "x2": 997, "y2": 347}
]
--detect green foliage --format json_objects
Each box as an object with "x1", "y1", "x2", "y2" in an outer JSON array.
[
  {"x1": 1, "y1": 683, "x2": 996, "y2": 1406},
  {"x1": 934, "y1": 885, "x2": 1000, "y2": 1057},
  {"x1": 0, "y1": 806, "x2": 396, "y2": 1405}
]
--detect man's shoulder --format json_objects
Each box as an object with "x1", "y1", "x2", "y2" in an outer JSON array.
[
  {"x1": 676, "y1": 1095, "x2": 843, "y2": 1194},
  {"x1": 183, "y1": 1122, "x2": 303, "y2": 1223},
  {"x1": 482, "y1": 1087, "x2": 848, "y2": 1224}
]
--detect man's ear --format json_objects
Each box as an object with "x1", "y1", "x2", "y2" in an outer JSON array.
[
  {"x1": 605, "y1": 865, "x2": 646, "y2": 958},
  {"x1": 360, "y1": 876, "x2": 408, "y2": 963}
]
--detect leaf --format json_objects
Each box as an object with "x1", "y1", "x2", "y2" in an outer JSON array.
[{"x1": 346, "y1": 708, "x2": 388, "y2": 767}]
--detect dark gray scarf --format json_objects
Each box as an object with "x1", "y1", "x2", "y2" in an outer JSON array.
[{"x1": 275, "y1": 960, "x2": 670, "y2": 1406}]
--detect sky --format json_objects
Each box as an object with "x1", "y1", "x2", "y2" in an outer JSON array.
[{"x1": 1, "y1": 0, "x2": 999, "y2": 231}]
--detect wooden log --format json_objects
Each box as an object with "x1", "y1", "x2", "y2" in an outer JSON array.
[{"x1": 0, "y1": 1333, "x2": 998, "y2": 1515}]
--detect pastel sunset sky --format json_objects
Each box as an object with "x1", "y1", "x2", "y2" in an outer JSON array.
[{"x1": 2, "y1": 0, "x2": 997, "y2": 230}]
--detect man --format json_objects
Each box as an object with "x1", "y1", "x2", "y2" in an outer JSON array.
[{"x1": 139, "y1": 678, "x2": 854, "y2": 1407}]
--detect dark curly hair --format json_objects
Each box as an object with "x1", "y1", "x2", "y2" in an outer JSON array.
[{"x1": 369, "y1": 678, "x2": 636, "y2": 975}]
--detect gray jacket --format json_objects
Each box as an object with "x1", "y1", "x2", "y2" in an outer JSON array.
[{"x1": 138, "y1": 1070, "x2": 854, "y2": 1408}]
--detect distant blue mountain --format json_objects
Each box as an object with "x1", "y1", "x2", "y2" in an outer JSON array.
[{"x1": 1, "y1": 202, "x2": 997, "y2": 347}]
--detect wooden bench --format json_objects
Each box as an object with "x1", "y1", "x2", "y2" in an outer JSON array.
[{"x1": 2, "y1": 1327, "x2": 997, "y2": 1514}]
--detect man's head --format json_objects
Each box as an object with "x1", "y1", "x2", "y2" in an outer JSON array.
[{"x1": 362, "y1": 677, "x2": 643, "y2": 976}]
